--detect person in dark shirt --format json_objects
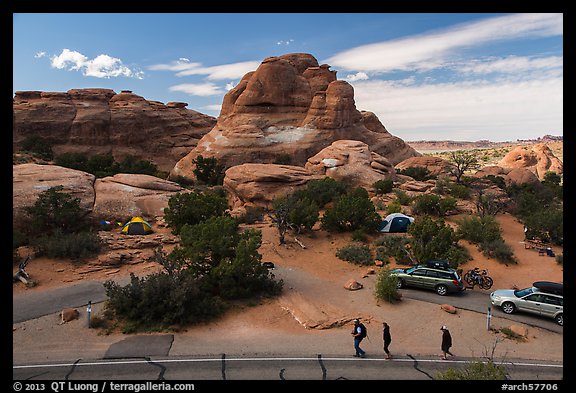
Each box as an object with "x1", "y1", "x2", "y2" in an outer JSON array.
[
  {"x1": 440, "y1": 325, "x2": 454, "y2": 360},
  {"x1": 382, "y1": 322, "x2": 392, "y2": 359}
]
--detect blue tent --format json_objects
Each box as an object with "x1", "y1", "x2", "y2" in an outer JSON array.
[{"x1": 377, "y1": 213, "x2": 414, "y2": 233}]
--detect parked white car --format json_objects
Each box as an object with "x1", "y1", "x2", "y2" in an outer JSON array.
[{"x1": 490, "y1": 281, "x2": 563, "y2": 326}]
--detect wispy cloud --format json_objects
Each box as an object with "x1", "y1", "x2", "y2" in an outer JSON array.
[
  {"x1": 34, "y1": 51, "x2": 46, "y2": 58},
  {"x1": 168, "y1": 83, "x2": 225, "y2": 96},
  {"x1": 351, "y1": 75, "x2": 563, "y2": 141},
  {"x1": 456, "y1": 55, "x2": 563, "y2": 75},
  {"x1": 149, "y1": 58, "x2": 259, "y2": 80},
  {"x1": 49, "y1": 49, "x2": 144, "y2": 79},
  {"x1": 277, "y1": 39, "x2": 295, "y2": 45},
  {"x1": 326, "y1": 13, "x2": 563, "y2": 73}
]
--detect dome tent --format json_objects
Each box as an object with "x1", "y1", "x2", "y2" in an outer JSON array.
[
  {"x1": 377, "y1": 213, "x2": 414, "y2": 233},
  {"x1": 120, "y1": 216, "x2": 153, "y2": 235}
]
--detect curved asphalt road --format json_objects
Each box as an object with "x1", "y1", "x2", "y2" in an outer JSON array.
[{"x1": 13, "y1": 279, "x2": 562, "y2": 332}]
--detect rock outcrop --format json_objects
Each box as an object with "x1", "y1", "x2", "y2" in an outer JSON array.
[
  {"x1": 171, "y1": 53, "x2": 419, "y2": 181},
  {"x1": 223, "y1": 163, "x2": 321, "y2": 208},
  {"x1": 472, "y1": 165, "x2": 541, "y2": 186},
  {"x1": 13, "y1": 164, "x2": 186, "y2": 226},
  {"x1": 395, "y1": 156, "x2": 454, "y2": 178},
  {"x1": 305, "y1": 140, "x2": 395, "y2": 189},
  {"x1": 497, "y1": 143, "x2": 563, "y2": 180},
  {"x1": 13, "y1": 89, "x2": 216, "y2": 172}
]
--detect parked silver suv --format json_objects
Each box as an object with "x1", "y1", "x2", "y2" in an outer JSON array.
[{"x1": 490, "y1": 281, "x2": 563, "y2": 326}]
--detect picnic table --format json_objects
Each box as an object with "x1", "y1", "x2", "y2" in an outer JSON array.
[{"x1": 524, "y1": 239, "x2": 555, "y2": 256}]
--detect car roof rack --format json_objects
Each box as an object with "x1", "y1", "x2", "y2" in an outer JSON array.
[
  {"x1": 533, "y1": 281, "x2": 563, "y2": 296},
  {"x1": 424, "y1": 259, "x2": 451, "y2": 270}
]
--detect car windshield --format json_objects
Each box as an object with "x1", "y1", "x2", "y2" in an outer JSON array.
[
  {"x1": 514, "y1": 287, "x2": 535, "y2": 297},
  {"x1": 405, "y1": 267, "x2": 418, "y2": 274}
]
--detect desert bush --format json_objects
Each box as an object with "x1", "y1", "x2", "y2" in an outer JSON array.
[
  {"x1": 457, "y1": 215, "x2": 501, "y2": 243},
  {"x1": 192, "y1": 155, "x2": 225, "y2": 186},
  {"x1": 292, "y1": 177, "x2": 348, "y2": 207},
  {"x1": 373, "y1": 235, "x2": 412, "y2": 265},
  {"x1": 386, "y1": 201, "x2": 402, "y2": 214},
  {"x1": 435, "y1": 360, "x2": 507, "y2": 380},
  {"x1": 21, "y1": 134, "x2": 53, "y2": 160},
  {"x1": 409, "y1": 215, "x2": 469, "y2": 266},
  {"x1": 374, "y1": 267, "x2": 401, "y2": 303},
  {"x1": 31, "y1": 229, "x2": 102, "y2": 260},
  {"x1": 479, "y1": 239, "x2": 517, "y2": 264},
  {"x1": 321, "y1": 187, "x2": 381, "y2": 232},
  {"x1": 412, "y1": 194, "x2": 457, "y2": 216},
  {"x1": 237, "y1": 206, "x2": 266, "y2": 224},
  {"x1": 273, "y1": 154, "x2": 292, "y2": 165},
  {"x1": 435, "y1": 177, "x2": 471, "y2": 199},
  {"x1": 397, "y1": 166, "x2": 434, "y2": 181},
  {"x1": 372, "y1": 179, "x2": 394, "y2": 195},
  {"x1": 163, "y1": 190, "x2": 229, "y2": 234},
  {"x1": 393, "y1": 190, "x2": 413, "y2": 205},
  {"x1": 336, "y1": 244, "x2": 373, "y2": 265},
  {"x1": 24, "y1": 185, "x2": 87, "y2": 236}
]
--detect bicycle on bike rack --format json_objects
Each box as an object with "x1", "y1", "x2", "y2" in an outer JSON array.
[{"x1": 464, "y1": 267, "x2": 493, "y2": 290}]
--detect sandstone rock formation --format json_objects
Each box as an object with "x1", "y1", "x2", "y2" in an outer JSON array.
[
  {"x1": 13, "y1": 89, "x2": 216, "y2": 172},
  {"x1": 93, "y1": 174, "x2": 185, "y2": 220},
  {"x1": 171, "y1": 53, "x2": 419, "y2": 180},
  {"x1": 472, "y1": 165, "x2": 541, "y2": 186},
  {"x1": 305, "y1": 140, "x2": 395, "y2": 189},
  {"x1": 497, "y1": 143, "x2": 563, "y2": 180},
  {"x1": 13, "y1": 163, "x2": 96, "y2": 226},
  {"x1": 13, "y1": 164, "x2": 186, "y2": 226},
  {"x1": 395, "y1": 156, "x2": 454, "y2": 178},
  {"x1": 223, "y1": 163, "x2": 321, "y2": 208}
]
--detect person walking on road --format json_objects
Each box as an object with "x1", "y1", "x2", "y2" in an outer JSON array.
[
  {"x1": 382, "y1": 322, "x2": 392, "y2": 359},
  {"x1": 440, "y1": 325, "x2": 454, "y2": 360},
  {"x1": 351, "y1": 318, "x2": 367, "y2": 358}
]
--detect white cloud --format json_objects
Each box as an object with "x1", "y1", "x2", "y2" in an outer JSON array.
[
  {"x1": 326, "y1": 13, "x2": 563, "y2": 73},
  {"x1": 277, "y1": 39, "x2": 295, "y2": 45},
  {"x1": 203, "y1": 104, "x2": 222, "y2": 111},
  {"x1": 169, "y1": 83, "x2": 225, "y2": 96},
  {"x1": 226, "y1": 82, "x2": 235, "y2": 90},
  {"x1": 352, "y1": 76, "x2": 563, "y2": 141},
  {"x1": 34, "y1": 51, "x2": 46, "y2": 58},
  {"x1": 176, "y1": 60, "x2": 260, "y2": 80},
  {"x1": 457, "y1": 55, "x2": 563, "y2": 75},
  {"x1": 148, "y1": 58, "x2": 202, "y2": 72},
  {"x1": 344, "y1": 72, "x2": 369, "y2": 82},
  {"x1": 49, "y1": 49, "x2": 144, "y2": 79},
  {"x1": 149, "y1": 58, "x2": 259, "y2": 80}
]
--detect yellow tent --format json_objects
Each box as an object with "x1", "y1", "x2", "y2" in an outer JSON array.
[{"x1": 120, "y1": 216, "x2": 153, "y2": 235}]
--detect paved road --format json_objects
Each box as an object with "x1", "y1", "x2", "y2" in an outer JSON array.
[
  {"x1": 398, "y1": 287, "x2": 563, "y2": 333},
  {"x1": 13, "y1": 354, "x2": 563, "y2": 380},
  {"x1": 13, "y1": 280, "x2": 562, "y2": 332}
]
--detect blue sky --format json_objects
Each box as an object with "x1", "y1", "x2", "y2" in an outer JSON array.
[{"x1": 13, "y1": 13, "x2": 563, "y2": 142}]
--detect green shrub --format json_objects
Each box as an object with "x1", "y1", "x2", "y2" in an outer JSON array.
[
  {"x1": 321, "y1": 187, "x2": 381, "y2": 232},
  {"x1": 292, "y1": 177, "x2": 348, "y2": 207},
  {"x1": 21, "y1": 134, "x2": 53, "y2": 160},
  {"x1": 479, "y1": 239, "x2": 517, "y2": 264},
  {"x1": 374, "y1": 267, "x2": 401, "y2": 303},
  {"x1": 237, "y1": 206, "x2": 266, "y2": 224},
  {"x1": 457, "y1": 215, "x2": 501, "y2": 243},
  {"x1": 164, "y1": 190, "x2": 229, "y2": 234},
  {"x1": 394, "y1": 190, "x2": 413, "y2": 206},
  {"x1": 336, "y1": 244, "x2": 373, "y2": 265},
  {"x1": 192, "y1": 155, "x2": 225, "y2": 185},
  {"x1": 398, "y1": 166, "x2": 434, "y2": 181},
  {"x1": 373, "y1": 235, "x2": 412, "y2": 265},
  {"x1": 435, "y1": 360, "x2": 507, "y2": 380},
  {"x1": 24, "y1": 185, "x2": 87, "y2": 236},
  {"x1": 273, "y1": 154, "x2": 292, "y2": 165},
  {"x1": 386, "y1": 201, "x2": 402, "y2": 214},
  {"x1": 412, "y1": 194, "x2": 456, "y2": 216},
  {"x1": 373, "y1": 179, "x2": 394, "y2": 195},
  {"x1": 351, "y1": 229, "x2": 368, "y2": 243},
  {"x1": 32, "y1": 230, "x2": 102, "y2": 260}
]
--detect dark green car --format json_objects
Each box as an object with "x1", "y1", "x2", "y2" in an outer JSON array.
[{"x1": 390, "y1": 265, "x2": 464, "y2": 296}]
